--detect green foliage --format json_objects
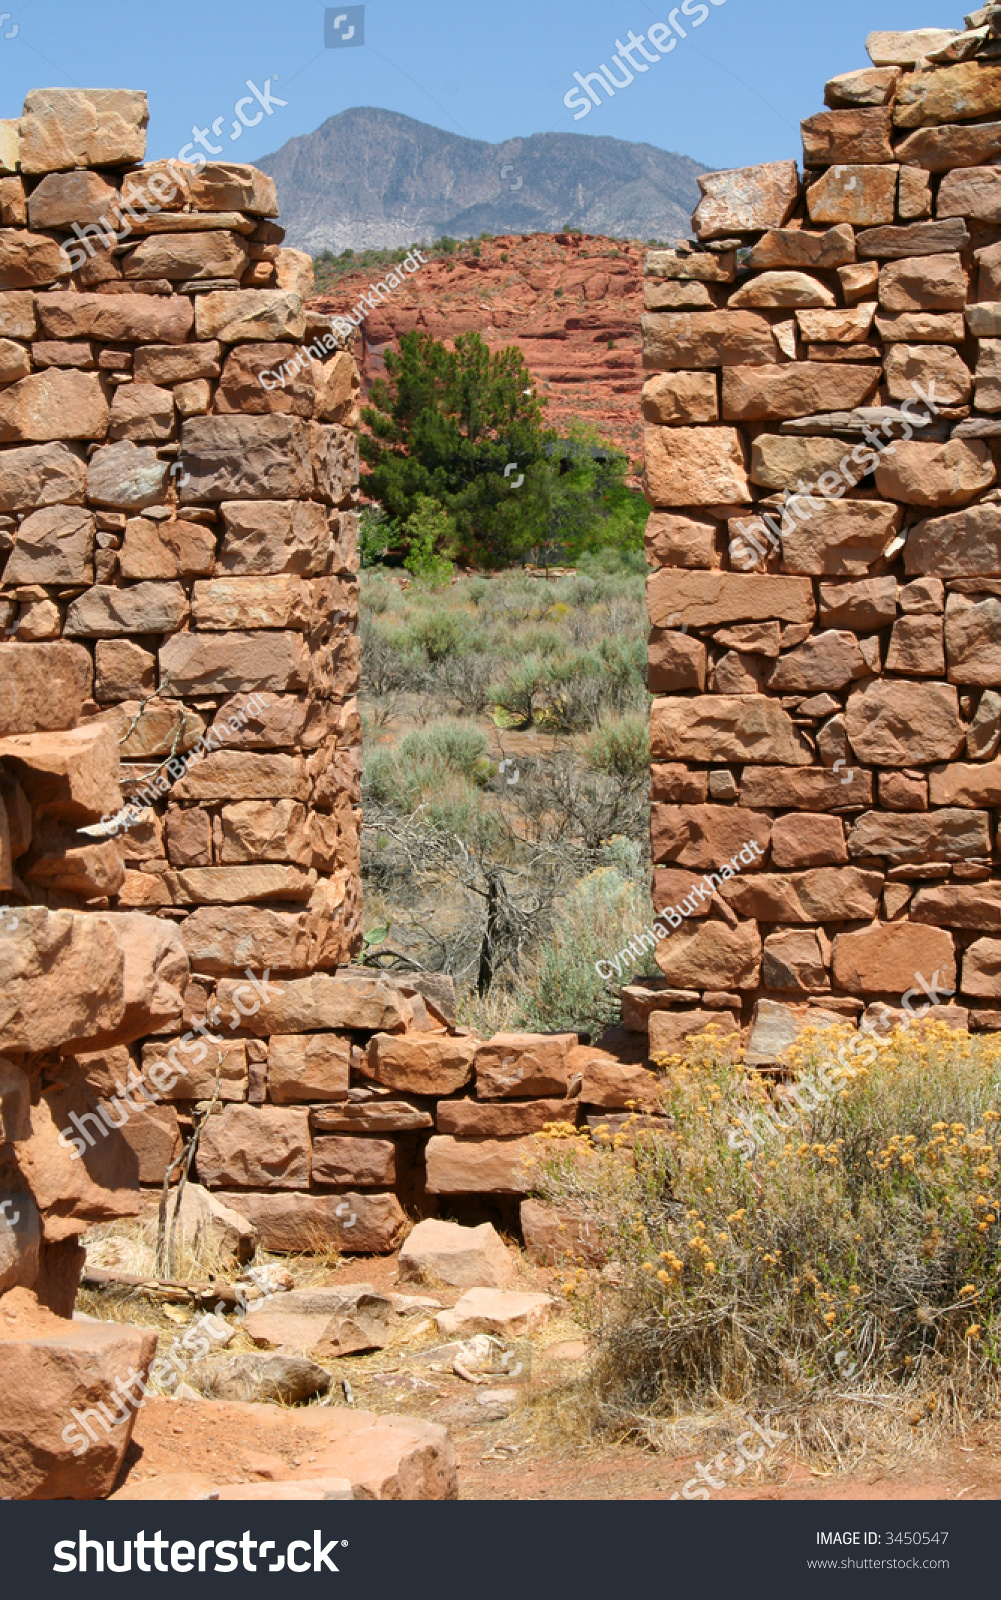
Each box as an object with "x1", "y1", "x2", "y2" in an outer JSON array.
[
  {"x1": 358, "y1": 504, "x2": 392, "y2": 568},
  {"x1": 402, "y1": 495, "x2": 454, "y2": 588},
  {"x1": 586, "y1": 715, "x2": 650, "y2": 780}
]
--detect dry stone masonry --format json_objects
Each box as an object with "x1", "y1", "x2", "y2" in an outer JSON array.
[{"x1": 640, "y1": 16, "x2": 1001, "y2": 1060}]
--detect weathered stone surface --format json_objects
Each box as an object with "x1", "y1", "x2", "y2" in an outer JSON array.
[
  {"x1": 879, "y1": 253, "x2": 968, "y2": 310},
  {"x1": 0, "y1": 229, "x2": 68, "y2": 290},
  {"x1": 0, "y1": 337, "x2": 30, "y2": 383},
  {"x1": 133, "y1": 341, "x2": 222, "y2": 385},
  {"x1": 311, "y1": 1101, "x2": 432, "y2": 1135},
  {"x1": 770, "y1": 813, "x2": 848, "y2": 869},
  {"x1": 886, "y1": 614, "x2": 945, "y2": 676},
  {"x1": 214, "y1": 341, "x2": 313, "y2": 417},
  {"x1": 212, "y1": 973, "x2": 408, "y2": 1038},
  {"x1": 642, "y1": 311, "x2": 778, "y2": 369},
  {"x1": 179, "y1": 415, "x2": 312, "y2": 501},
  {"x1": 215, "y1": 501, "x2": 327, "y2": 577},
  {"x1": 844, "y1": 680, "x2": 965, "y2": 766},
  {"x1": 748, "y1": 224, "x2": 856, "y2": 270},
  {"x1": 191, "y1": 1352, "x2": 331, "y2": 1405},
  {"x1": 763, "y1": 928, "x2": 829, "y2": 991},
  {"x1": 117, "y1": 1102, "x2": 181, "y2": 1186},
  {"x1": 647, "y1": 1009, "x2": 739, "y2": 1059},
  {"x1": 196, "y1": 1105, "x2": 310, "y2": 1189},
  {"x1": 651, "y1": 695, "x2": 811, "y2": 765},
  {"x1": 877, "y1": 308, "x2": 966, "y2": 342},
  {"x1": 976, "y1": 337, "x2": 1001, "y2": 410},
  {"x1": 740, "y1": 765, "x2": 874, "y2": 811},
  {"x1": 36, "y1": 291, "x2": 193, "y2": 344},
  {"x1": 802, "y1": 108, "x2": 895, "y2": 166},
  {"x1": 848, "y1": 807, "x2": 991, "y2": 862},
  {"x1": 179, "y1": 906, "x2": 317, "y2": 975},
  {"x1": 826, "y1": 66, "x2": 901, "y2": 108},
  {"x1": 722, "y1": 362, "x2": 880, "y2": 422},
  {"x1": 874, "y1": 437, "x2": 991, "y2": 508},
  {"x1": 436, "y1": 1098, "x2": 575, "y2": 1137},
  {"x1": 938, "y1": 165, "x2": 1001, "y2": 223},
  {"x1": 94, "y1": 639, "x2": 155, "y2": 703},
  {"x1": 19, "y1": 87, "x2": 148, "y2": 173},
  {"x1": 191, "y1": 575, "x2": 311, "y2": 631},
  {"x1": 911, "y1": 882, "x2": 1001, "y2": 929},
  {"x1": 929, "y1": 756, "x2": 1001, "y2": 807},
  {"x1": 648, "y1": 569, "x2": 814, "y2": 628},
  {"x1": 883, "y1": 342, "x2": 972, "y2": 405},
  {"x1": 818, "y1": 576, "x2": 897, "y2": 630},
  {"x1": 646, "y1": 248, "x2": 736, "y2": 283},
  {"x1": 747, "y1": 432, "x2": 863, "y2": 489},
  {"x1": 832, "y1": 923, "x2": 956, "y2": 994},
  {"x1": 194, "y1": 290, "x2": 304, "y2": 344},
  {"x1": 243, "y1": 1285, "x2": 392, "y2": 1358},
  {"x1": 424, "y1": 1135, "x2": 538, "y2": 1195},
  {"x1": 0, "y1": 442, "x2": 85, "y2": 513},
  {"x1": 721, "y1": 866, "x2": 882, "y2": 923},
  {"x1": 218, "y1": 1189, "x2": 406, "y2": 1254},
  {"x1": 868, "y1": 29, "x2": 959, "y2": 66},
  {"x1": 898, "y1": 166, "x2": 934, "y2": 221},
  {"x1": 141, "y1": 1037, "x2": 248, "y2": 1102},
  {"x1": 775, "y1": 501, "x2": 902, "y2": 579},
  {"x1": 768, "y1": 630, "x2": 869, "y2": 691},
  {"x1": 119, "y1": 516, "x2": 216, "y2": 580},
  {"x1": 160, "y1": 1180, "x2": 256, "y2": 1264},
  {"x1": 64, "y1": 581, "x2": 188, "y2": 637},
  {"x1": 0, "y1": 368, "x2": 107, "y2": 443},
  {"x1": 894, "y1": 61, "x2": 1001, "y2": 128},
  {"x1": 16, "y1": 1083, "x2": 139, "y2": 1233},
  {"x1": 86, "y1": 441, "x2": 169, "y2": 510},
  {"x1": 648, "y1": 628, "x2": 707, "y2": 692},
  {"x1": 159, "y1": 630, "x2": 310, "y2": 696},
  {"x1": 26, "y1": 170, "x2": 118, "y2": 233},
  {"x1": 474, "y1": 1033, "x2": 572, "y2": 1099},
  {"x1": 856, "y1": 219, "x2": 971, "y2": 258},
  {"x1": 265, "y1": 1033, "x2": 351, "y2": 1103},
  {"x1": 641, "y1": 370, "x2": 718, "y2": 425},
  {"x1": 108, "y1": 382, "x2": 174, "y2": 443},
  {"x1": 944, "y1": 591, "x2": 1001, "y2": 686},
  {"x1": 652, "y1": 805, "x2": 770, "y2": 870},
  {"x1": 905, "y1": 503, "x2": 1001, "y2": 576},
  {"x1": 0, "y1": 722, "x2": 119, "y2": 822},
  {"x1": 730, "y1": 271, "x2": 835, "y2": 308},
  {"x1": 643, "y1": 424, "x2": 750, "y2": 506},
  {"x1": 398, "y1": 1218, "x2": 514, "y2": 1288},
  {"x1": 312, "y1": 1136, "x2": 395, "y2": 1189},
  {"x1": 0, "y1": 1191, "x2": 38, "y2": 1294},
  {"x1": 3, "y1": 504, "x2": 94, "y2": 585},
  {"x1": 520, "y1": 1198, "x2": 604, "y2": 1267},
  {"x1": 123, "y1": 230, "x2": 249, "y2": 282},
  {"x1": 654, "y1": 919, "x2": 761, "y2": 989},
  {"x1": 806, "y1": 164, "x2": 898, "y2": 226},
  {"x1": 692, "y1": 161, "x2": 800, "y2": 241},
  {"x1": 0, "y1": 293, "x2": 35, "y2": 342},
  {"x1": 437, "y1": 1287, "x2": 553, "y2": 1339},
  {"x1": 962, "y1": 937, "x2": 1001, "y2": 997},
  {"x1": 795, "y1": 304, "x2": 877, "y2": 342},
  {"x1": 0, "y1": 1288, "x2": 156, "y2": 1499},
  {"x1": 188, "y1": 163, "x2": 278, "y2": 217}
]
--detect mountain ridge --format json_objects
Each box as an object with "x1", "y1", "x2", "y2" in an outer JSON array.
[{"x1": 256, "y1": 106, "x2": 706, "y2": 252}]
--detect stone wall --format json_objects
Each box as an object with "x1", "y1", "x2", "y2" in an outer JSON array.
[{"x1": 639, "y1": 22, "x2": 1001, "y2": 1058}]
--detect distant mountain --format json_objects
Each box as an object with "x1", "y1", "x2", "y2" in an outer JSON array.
[{"x1": 255, "y1": 107, "x2": 706, "y2": 253}]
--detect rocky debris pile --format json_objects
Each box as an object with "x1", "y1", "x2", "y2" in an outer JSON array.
[{"x1": 640, "y1": 19, "x2": 1001, "y2": 1051}]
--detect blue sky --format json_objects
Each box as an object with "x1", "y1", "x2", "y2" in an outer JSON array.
[{"x1": 0, "y1": 0, "x2": 949, "y2": 171}]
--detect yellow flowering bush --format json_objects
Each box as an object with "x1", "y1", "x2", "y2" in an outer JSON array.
[{"x1": 533, "y1": 1021, "x2": 1001, "y2": 1413}]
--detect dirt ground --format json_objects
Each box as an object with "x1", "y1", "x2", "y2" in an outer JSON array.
[{"x1": 98, "y1": 1246, "x2": 1001, "y2": 1502}]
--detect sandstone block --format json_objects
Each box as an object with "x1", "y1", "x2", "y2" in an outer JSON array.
[
  {"x1": 119, "y1": 516, "x2": 216, "y2": 580},
  {"x1": 159, "y1": 630, "x2": 310, "y2": 696},
  {"x1": 35, "y1": 291, "x2": 194, "y2": 344},
  {"x1": 770, "y1": 813, "x2": 848, "y2": 869},
  {"x1": 216, "y1": 501, "x2": 328, "y2": 576},
  {"x1": 898, "y1": 166, "x2": 933, "y2": 221},
  {"x1": 123, "y1": 230, "x2": 249, "y2": 282},
  {"x1": 0, "y1": 229, "x2": 69, "y2": 290},
  {"x1": 179, "y1": 414, "x2": 312, "y2": 501},
  {"x1": 655, "y1": 919, "x2": 761, "y2": 989},
  {"x1": 0, "y1": 441, "x2": 85, "y2": 512},
  {"x1": 768, "y1": 630, "x2": 868, "y2": 692},
  {"x1": 424, "y1": 1135, "x2": 538, "y2": 1195},
  {"x1": 897, "y1": 120, "x2": 1001, "y2": 171},
  {"x1": 474, "y1": 1033, "x2": 573, "y2": 1099},
  {"x1": 0, "y1": 1191, "x2": 38, "y2": 1293},
  {"x1": 911, "y1": 882, "x2": 1001, "y2": 929},
  {"x1": 867, "y1": 29, "x2": 959, "y2": 66},
  {"x1": 242, "y1": 1285, "x2": 392, "y2": 1358},
  {"x1": 86, "y1": 441, "x2": 169, "y2": 509},
  {"x1": 213, "y1": 972, "x2": 411, "y2": 1036},
  {"x1": 806, "y1": 164, "x2": 898, "y2": 226},
  {"x1": 219, "y1": 797, "x2": 310, "y2": 864},
  {"x1": 879, "y1": 253, "x2": 968, "y2": 309},
  {"x1": 520, "y1": 1198, "x2": 604, "y2": 1267},
  {"x1": 141, "y1": 1037, "x2": 248, "y2": 1102},
  {"x1": 214, "y1": 340, "x2": 313, "y2": 416},
  {"x1": 642, "y1": 310, "x2": 778, "y2": 369},
  {"x1": 722, "y1": 361, "x2": 880, "y2": 422},
  {"x1": 133, "y1": 341, "x2": 223, "y2": 385},
  {"x1": 893, "y1": 61, "x2": 1001, "y2": 127},
  {"x1": 945, "y1": 591, "x2": 1001, "y2": 685},
  {"x1": 730, "y1": 271, "x2": 835, "y2": 308},
  {"x1": 886, "y1": 614, "x2": 945, "y2": 676},
  {"x1": 962, "y1": 938, "x2": 1001, "y2": 997},
  {"x1": 883, "y1": 342, "x2": 972, "y2": 405},
  {"x1": 802, "y1": 108, "x2": 895, "y2": 166},
  {"x1": 847, "y1": 807, "x2": 991, "y2": 863},
  {"x1": 117, "y1": 1102, "x2": 180, "y2": 1186},
  {"x1": 362, "y1": 1033, "x2": 475, "y2": 1095},
  {"x1": 774, "y1": 500, "x2": 902, "y2": 578},
  {"x1": 748, "y1": 224, "x2": 856, "y2": 270},
  {"x1": 905, "y1": 503, "x2": 1001, "y2": 577},
  {"x1": 312, "y1": 1136, "x2": 395, "y2": 1188},
  {"x1": 762, "y1": 928, "x2": 829, "y2": 991},
  {"x1": 692, "y1": 161, "x2": 800, "y2": 240},
  {"x1": 929, "y1": 757, "x2": 1001, "y2": 806},
  {"x1": 191, "y1": 575, "x2": 311, "y2": 631},
  {"x1": 648, "y1": 628, "x2": 706, "y2": 691},
  {"x1": 648, "y1": 569, "x2": 814, "y2": 628},
  {"x1": 64, "y1": 580, "x2": 188, "y2": 637},
  {"x1": 436, "y1": 1098, "x2": 575, "y2": 1137},
  {"x1": 722, "y1": 866, "x2": 882, "y2": 923},
  {"x1": 740, "y1": 765, "x2": 873, "y2": 811},
  {"x1": 94, "y1": 639, "x2": 155, "y2": 703},
  {"x1": 832, "y1": 923, "x2": 956, "y2": 994},
  {"x1": 646, "y1": 248, "x2": 736, "y2": 283},
  {"x1": 856, "y1": 219, "x2": 971, "y2": 258},
  {"x1": 874, "y1": 436, "x2": 990, "y2": 507},
  {"x1": 196, "y1": 1105, "x2": 310, "y2": 1189},
  {"x1": 795, "y1": 304, "x2": 877, "y2": 343},
  {"x1": 179, "y1": 906, "x2": 315, "y2": 974},
  {"x1": 16, "y1": 1085, "x2": 139, "y2": 1233},
  {"x1": 108, "y1": 382, "x2": 174, "y2": 443},
  {"x1": 651, "y1": 695, "x2": 811, "y2": 765},
  {"x1": 844, "y1": 680, "x2": 965, "y2": 766},
  {"x1": 825, "y1": 66, "x2": 901, "y2": 107},
  {"x1": 436, "y1": 1287, "x2": 553, "y2": 1340},
  {"x1": 647, "y1": 1010, "x2": 738, "y2": 1060},
  {"x1": 0, "y1": 721, "x2": 120, "y2": 821},
  {"x1": 398, "y1": 1218, "x2": 514, "y2": 1288},
  {"x1": 194, "y1": 289, "x2": 304, "y2": 344},
  {"x1": 818, "y1": 576, "x2": 897, "y2": 630},
  {"x1": 0, "y1": 1290, "x2": 156, "y2": 1499},
  {"x1": 3, "y1": 503, "x2": 94, "y2": 585},
  {"x1": 311, "y1": 1101, "x2": 432, "y2": 1135},
  {"x1": 643, "y1": 424, "x2": 750, "y2": 506},
  {"x1": 641, "y1": 370, "x2": 718, "y2": 425},
  {"x1": 938, "y1": 165, "x2": 1001, "y2": 222},
  {"x1": 0, "y1": 368, "x2": 107, "y2": 443},
  {"x1": 268, "y1": 1033, "x2": 350, "y2": 1103},
  {"x1": 217, "y1": 1189, "x2": 406, "y2": 1254},
  {"x1": 188, "y1": 163, "x2": 278, "y2": 217},
  {"x1": 161, "y1": 1181, "x2": 257, "y2": 1265},
  {"x1": 651, "y1": 804, "x2": 770, "y2": 869},
  {"x1": 19, "y1": 88, "x2": 148, "y2": 173}
]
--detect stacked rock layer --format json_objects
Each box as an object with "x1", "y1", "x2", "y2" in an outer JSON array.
[{"x1": 641, "y1": 20, "x2": 1001, "y2": 1053}]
